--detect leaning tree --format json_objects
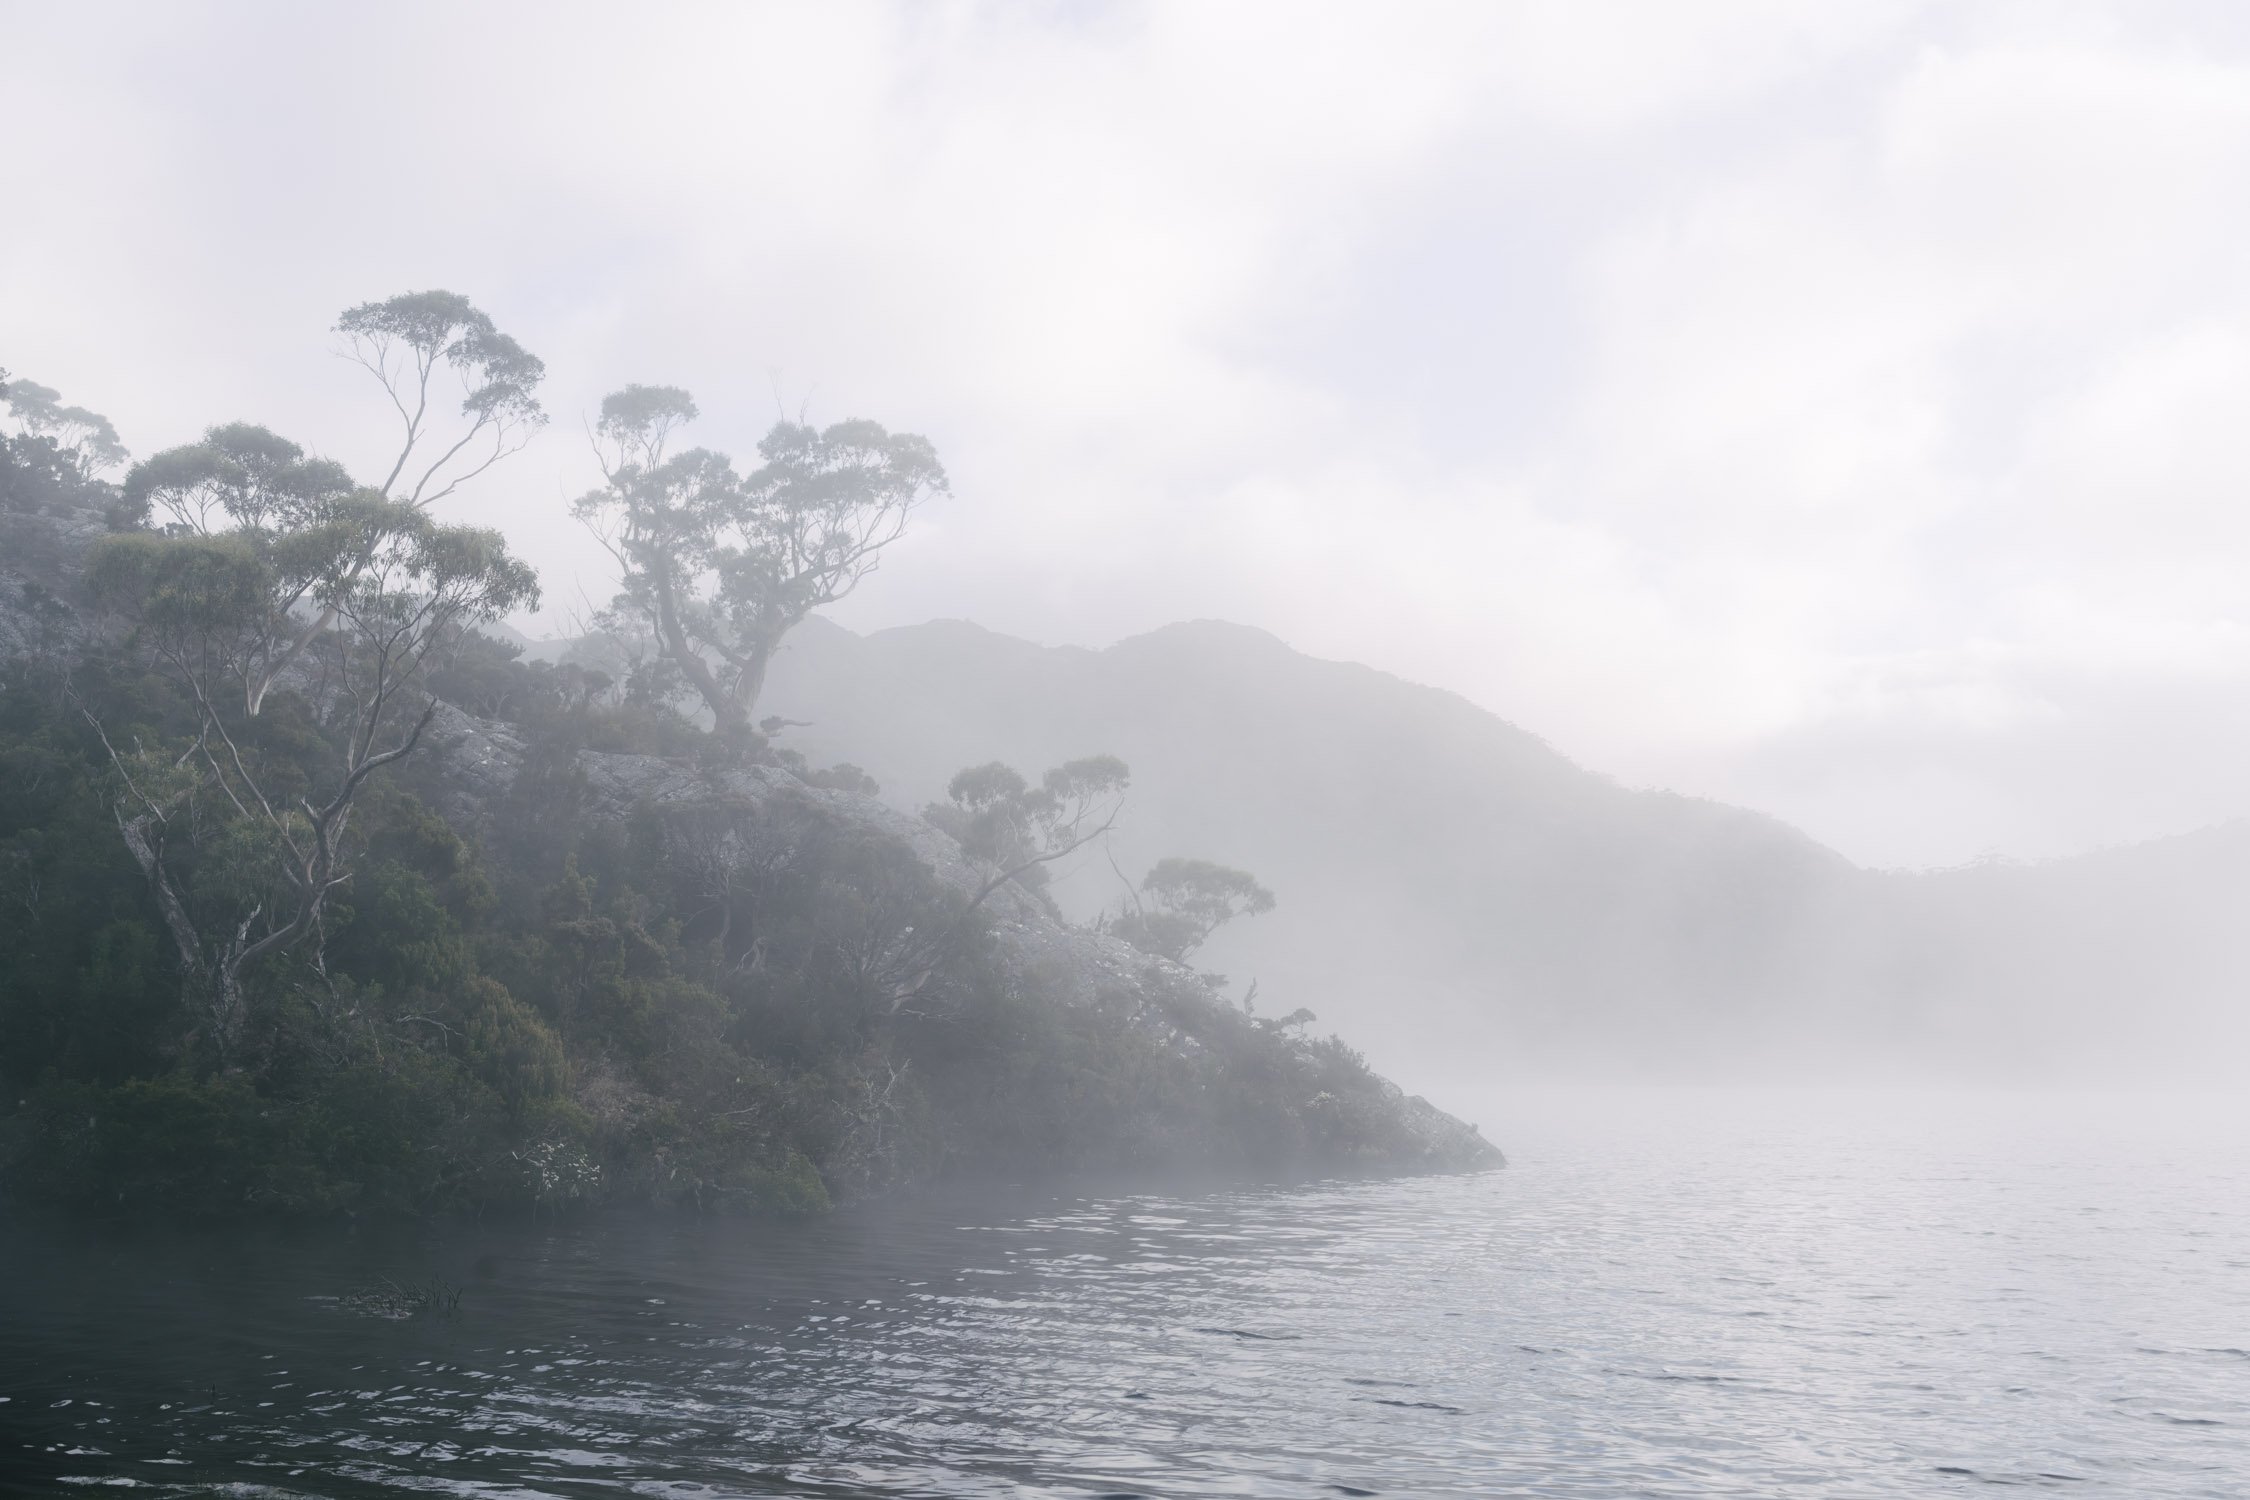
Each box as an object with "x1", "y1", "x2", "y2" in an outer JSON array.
[{"x1": 574, "y1": 384, "x2": 947, "y2": 736}]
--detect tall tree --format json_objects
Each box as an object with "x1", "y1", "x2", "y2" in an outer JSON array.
[
  {"x1": 85, "y1": 492, "x2": 538, "y2": 1064},
  {"x1": 120, "y1": 292, "x2": 545, "y2": 714},
  {"x1": 336, "y1": 289, "x2": 548, "y2": 507},
  {"x1": 576, "y1": 385, "x2": 946, "y2": 736}
]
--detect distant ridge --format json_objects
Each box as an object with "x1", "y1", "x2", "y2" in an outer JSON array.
[{"x1": 760, "y1": 615, "x2": 2250, "y2": 1087}]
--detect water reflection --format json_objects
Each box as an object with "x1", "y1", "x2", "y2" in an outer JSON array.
[{"x1": 3, "y1": 1089, "x2": 2247, "y2": 1497}]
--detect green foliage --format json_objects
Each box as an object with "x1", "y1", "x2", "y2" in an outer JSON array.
[
  {"x1": 420, "y1": 629, "x2": 710, "y2": 759},
  {"x1": 9, "y1": 1052, "x2": 515, "y2": 1218},
  {"x1": 0, "y1": 639, "x2": 1433, "y2": 1218},
  {"x1": 458, "y1": 976, "x2": 568, "y2": 1111},
  {"x1": 794, "y1": 758, "x2": 879, "y2": 796},
  {"x1": 83, "y1": 413, "x2": 540, "y2": 1064},
  {"x1": 87, "y1": 529, "x2": 269, "y2": 633},
  {"x1": 0, "y1": 670, "x2": 186, "y2": 1085},
  {"x1": 119, "y1": 421, "x2": 353, "y2": 534},
  {"x1": 336, "y1": 290, "x2": 546, "y2": 425},
  {"x1": 0, "y1": 315, "x2": 1448, "y2": 1231}
]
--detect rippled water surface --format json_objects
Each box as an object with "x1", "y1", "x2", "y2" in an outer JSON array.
[{"x1": 4, "y1": 1088, "x2": 2248, "y2": 1497}]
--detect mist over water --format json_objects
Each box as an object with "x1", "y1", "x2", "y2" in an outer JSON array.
[
  {"x1": 9, "y1": 5, "x2": 2250, "y2": 1496},
  {"x1": 6, "y1": 1088, "x2": 2246, "y2": 1497}
]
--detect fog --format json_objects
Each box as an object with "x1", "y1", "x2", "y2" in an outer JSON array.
[
  {"x1": 745, "y1": 614, "x2": 2250, "y2": 1104},
  {"x1": 15, "y1": 1, "x2": 2250, "y2": 877},
  {"x1": 13, "y1": 7, "x2": 2250, "y2": 1495},
  {"x1": 9, "y1": 2, "x2": 2250, "y2": 1111}
]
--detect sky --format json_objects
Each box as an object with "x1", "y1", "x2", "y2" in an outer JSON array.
[{"x1": 7, "y1": 0, "x2": 2250, "y2": 870}]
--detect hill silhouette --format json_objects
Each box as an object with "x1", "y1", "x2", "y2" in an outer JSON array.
[{"x1": 756, "y1": 616, "x2": 2250, "y2": 1094}]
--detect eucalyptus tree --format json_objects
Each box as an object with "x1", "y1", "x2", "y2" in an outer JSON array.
[
  {"x1": 1, "y1": 373, "x2": 128, "y2": 480},
  {"x1": 122, "y1": 291, "x2": 544, "y2": 715},
  {"x1": 868, "y1": 755, "x2": 1132, "y2": 1014},
  {"x1": 1108, "y1": 857, "x2": 1276, "y2": 963},
  {"x1": 120, "y1": 424, "x2": 358, "y2": 713},
  {"x1": 85, "y1": 489, "x2": 538, "y2": 1065},
  {"x1": 336, "y1": 289, "x2": 548, "y2": 507},
  {"x1": 575, "y1": 384, "x2": 947, "y2": 736},
  {"x1": 933, "y1": 756, "x2": 1133, "y2": 909}
]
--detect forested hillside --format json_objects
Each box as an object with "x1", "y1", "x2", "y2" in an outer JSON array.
[{"x1": 0, "y1": 305, "x2": 1494, "y2": 1221}]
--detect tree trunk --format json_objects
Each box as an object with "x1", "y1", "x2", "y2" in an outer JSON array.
[
  {"x1": 210, "y1": 950, "x2": 251, "y2": 1066},
  {"x1": 117, "y1": 812, "x2": 209, "y2": 1022},
  {"x1": 116, "y1": 812, "x2": 257, "y2": 1066},
  {"x1": 710, "y1": 692, "x2": 751, "y2": 738},
  {"x1": 648, "y1": 570, "x2": 743, "y2": 734},
  {"x1": 721, "y1": 649, "x2": 772, "y2": 736},
  {"x1": 245, "y1": 603, "x2": 339, "y2": 717}
]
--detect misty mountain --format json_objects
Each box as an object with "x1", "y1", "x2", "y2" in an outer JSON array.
[{"x1": 756, "y1": 617, "x2": 2250, "y2": 1090}]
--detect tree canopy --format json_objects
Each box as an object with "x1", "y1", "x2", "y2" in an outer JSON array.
[
  {"x1": 576, "y1": 385, "x2": 947, "y2": 735},
  {"x1": 931, "y1": 754, "x2": 1132, "y2": 903},
  {"x1": 337, "y1": 289, "x2": 547, "y2": 507},
  {"x1": 0, "y1": 298, "x2": 1430, "y2": 1228},
  {"x1": 1109, "y1": 856, "x2": 1277, "y2": 964},
  {"x1": 106, "y1": 292, "x2": 545, "y2": 717},
  {"x1": 80, "y1": 297, "x2": 542, "y2": 1063},
  {"x1": 2, "y1": 373, "x2": 128, "y2": 481},
  {"x1": 85, "y1": 487, "x2": 537, "y2": 1062}
]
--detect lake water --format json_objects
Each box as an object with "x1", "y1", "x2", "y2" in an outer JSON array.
[{"x1": 3, "y1": 1087, "x2": 2247, "y2": 1497}]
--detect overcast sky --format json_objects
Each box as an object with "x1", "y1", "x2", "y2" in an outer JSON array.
[{"x1": 9, "y1": 0, "x2": 2250, "y2": 869}]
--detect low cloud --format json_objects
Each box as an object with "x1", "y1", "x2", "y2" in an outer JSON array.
[{"x1": 6, "y1": 0, "x2": 2248, "y2": 867}]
